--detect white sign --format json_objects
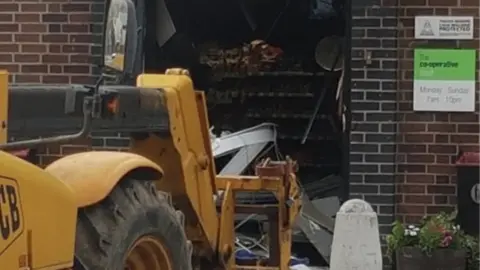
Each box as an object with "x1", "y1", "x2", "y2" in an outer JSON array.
[
  {"x1": 415, "y1": 16, "x2": 474, "y2": 40},
  {"x1": 413, "y1": 81, "x2": 475, "y2": 112},
  {"x1": 413, "y1": 49, "x2": 476, "y2": 112},
  {"x1": 471, "y1": 184, "x2": 480, "y2": 204}
]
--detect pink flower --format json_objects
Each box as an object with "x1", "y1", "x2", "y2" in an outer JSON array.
[{"x1": 440, "y1": 235, "x2": 453, "y2": 247}]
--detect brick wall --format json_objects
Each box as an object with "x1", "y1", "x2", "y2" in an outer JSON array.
[
  {"x1": 350, "y1": 0, "x2": 398, "y2": 241},
  {"x1": 4, "y1": 0, "x2": 478, "y2": 232},
  {"x1": 0, "y1": 0, "x2": 105, "y2": 165},
  {"x1": 0, "y1": 1, "x2": 103, "y2": 84},
  {"x1": 396, "y1": 0, "x2": 480, "y2": 223},
  {"x1": 351, "y1": 1, "x2": 479, "y2": 267}
]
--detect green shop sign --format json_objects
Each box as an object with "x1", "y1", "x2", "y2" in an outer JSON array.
[{"x1": 413, "y1": 49, "x2": 476, "y2": 112}]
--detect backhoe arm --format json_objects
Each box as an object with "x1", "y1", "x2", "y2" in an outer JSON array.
[{"x1": 132, "y1": 70, "x2": 220, "y2": 258}]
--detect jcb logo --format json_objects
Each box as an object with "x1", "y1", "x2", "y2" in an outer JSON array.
[{"x1": 0, "y1": 176, "x2": 23, "y2": 255}]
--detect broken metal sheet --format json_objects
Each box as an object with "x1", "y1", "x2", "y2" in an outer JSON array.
[
  {"x1": 212, "y1": 123, "x2": 276, "y2": 175},
  {"x1": 156, "y1": 0, "x2": 176, "y2": 47}
]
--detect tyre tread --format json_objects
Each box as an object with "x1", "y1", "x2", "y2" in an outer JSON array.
[{"x1": 74, "y1": 177, "x2": 192, "y2": 270}]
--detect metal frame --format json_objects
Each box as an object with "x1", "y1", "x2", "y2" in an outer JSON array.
[
  {"x1": 211, "y1": 123, "x2": 339, "y2": 266},
  {"x1": 216, "y1": 158, "x2": 301, "y2": 269}
]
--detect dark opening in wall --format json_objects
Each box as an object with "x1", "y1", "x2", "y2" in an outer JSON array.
[{"x1": 144, "y1": 0, "x2": 348, "y2": 201}]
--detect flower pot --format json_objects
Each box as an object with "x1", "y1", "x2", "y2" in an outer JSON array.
[{"x1": 396, "y1": 247, "x2": 466, "y2": 270}]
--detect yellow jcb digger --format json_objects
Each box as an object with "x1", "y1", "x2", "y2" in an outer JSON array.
[{"x1": 0, "y1": 0, "x2": 302, "y2": 269}]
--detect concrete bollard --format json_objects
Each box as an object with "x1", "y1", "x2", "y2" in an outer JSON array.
[{"x1": 329, "y1": 199, "x2": 383, "y2": 270}]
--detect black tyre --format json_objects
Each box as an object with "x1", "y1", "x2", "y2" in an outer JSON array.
[{"x1": 73, "y1": 177, "x2": 192, "y2": 270}]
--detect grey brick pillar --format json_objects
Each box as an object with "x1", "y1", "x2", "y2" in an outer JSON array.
[{"x1": 349, "y1": 0, "x2": 398, "y2": 249}]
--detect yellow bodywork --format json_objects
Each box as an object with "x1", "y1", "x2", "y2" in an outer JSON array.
[
  {"x1": 0, "y1": 69, "x2": 301, "y2": 270},
  {"x1": 45, "y1": 151, "x2": 163, "y2": 207},
  {"x1": 0, "y1": 151, "x2": 76, "y2": 270},
  {"x1": 133, "y1": 72, "x2": 220, "y2": 254}
]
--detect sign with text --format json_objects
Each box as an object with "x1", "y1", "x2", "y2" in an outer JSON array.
[
  {"x1": 0, "y1": 176, "x2": 23, "y2": 256},
  {"x1": 415, "y1": 16, "x2": 474, "y2": 40},
  {"x1": 413, "y1": 49, "x2": 476, "y2": 112}
]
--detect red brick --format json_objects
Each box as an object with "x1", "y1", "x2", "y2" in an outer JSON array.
[
  {"x1": 398, "y1": 164, "x2": 426, "y2": 173},
  {"x1": 0, "y1": 64, "x2": 19, "y2": 73},
  {"x1": 49, "y1": 65, "x2": 62, "y2": 73},
  {"x1": 61, "y1": 145, "x2": 90, "y2": 155},
  {"x1": 21, "y1": 64, "x2": 48, "y2": 73},
  {"x1": 42, "y1": 75, "x2": 69, "y2": 84},
  {"x1": 69, "y1": 14, "x2": 92, "y2": 23},
  {"x1": 404, "y1": 215, "x2": 423, "y2": 223},
  {"x1": 69, "y1": 34, "x2": 92, "y2": 44},
  {"x1": 400, "y1": 123, "x2": 426, "y2": 132},
  {"x1": 397, "y1": 205, "x2": 425, "y2": 215},
  {"x1": 41, "y1": 54, "x2": 68, "y2": 64},
  {"x1": 398, "y1": 144, "x2": 427, "y2": 153},
  {"x1": 406, "y1": 154, "x2": 435, "y2": 163},
  {"x1": 61, "y1": 4, "x2": 90, "y2": 12},
  {"x1": 70, "y1": 75, "x2": 94, "y2": 84},
  {"x1": 435, "y1": 175, "x2": 451, "y2": 184},
  {"x1": 0, "y1": 3, "x2": 19, "y2": 12},
  {"x1": 15, "y1": 75, "x2": 41, "y2": 83},
  {"x1": 427, "y1": 165, "x2": 454, "y2": 175},
  {"x1": 0, "y1": 14, "x2": 13, "y2": 22},
  {"x1": 0, "y1": 24, "x2": 19, "y2": 32},
  {"x1": 42, "y1": 14, "x2": 68, "y2": 23},
  {"x1": 460, "y1": 0, "x2": 480, "y2": 5},
  {"x1": 14, "y1": 54, "x2": 39, "y2": 63},
  {"x1": 450, "y1": 8, "x2": 479, "y2": 16},
  {"x1": 64, "y1": 65, "x2": 90, "y2": 74},
  {"x1": 434, "y1": 8, "x2": 449, "y2": 15},
  {"x1": 62, "y1": 24, "x2": 88, "y2": 33},
  {"x1": 427, "y1": 123, "x2": 455, "y2": 133},
  {"x1": 404, "y1": 113, "x2": 434, "y2": 122},
  {"x1": 426, "y1": 0, "x2": 458, "y2": 6},
  {"x1": 427, "y1": 185, "x2": 456, "y2": 195},
  {"x1": 404, "y1": 134, "x2": 434, "y2": 143},
  {"x1": 450, "y1": 134, "x2": 479, "y2": 144},
  {"x1": 428, "y1": 145, "x2": 456, "y2": 154},
  {"x1": 401, "y1": 0, "x2": 427, "y2": 6},
  {"x1": 0, "y1": 44, "x2": 19, "y2": 53},
  {"x1": 62, "y1": 45, "x2": 90, "y2": 53},
  {"x1": 457, "y1": 124, "x2": 480, "y2": 133},
  {"x1": 20, "y1": 24, "x2": 46, "y2": 33},
  {"x1": 48, "y1": 4, "x2": 61, "y2": 13},
  {"x1": 70, "y1": 55, "x2": 91, "y2": 63},
  {"x1": 426, "y1": 205, "x2": 455, "y2": 214},
  {"x1": 405, "y1": 174, "x2": 434, "y2": 184},
  {"x1": 21, "y1": 4, "x2": 47, "y2": 12},
  {"x1": 0, "y1": 54, "x2": 12, "y2": 63},
  {"x1": 435, "y1": 155, "x2": 452, "y2": 164},
  {"x1": 14, "y1": 34, "x2": 40, "y2": 43},
  {"x1": 398, "y1": 184, "x2": 426, "y2": 194},
  {"x1": 49, "y1": 44, "x2": 62, "y2": 53},
  {"x1": 435, "y1": 134, "x2": 449, "y2": 143},
  {"x1": 405, "y1": 195, "x2": 433, "y2": 204},
  {"x1": 434, "y1": 195, "x2": 449, "y2": 205},
  {"x1": 21, "y1": 44, "x2": 47, "y2": 53},
  {"x1": 0, "y1": 34, "x2": 12, "y2": 42},
  {"x1": 42, "y1": 34, "x2": 68, "y2": 43},
  {"x1": 450, "y1": 113, "x2": 479, "y2": 122},
  {"x1": 15, "y1": 14, "x2": 40, "y2": 23}
]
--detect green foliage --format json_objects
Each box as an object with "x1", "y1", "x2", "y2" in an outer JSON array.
[{"x1": 386, "y1": 211, "x2": 479, "y2": 269}]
